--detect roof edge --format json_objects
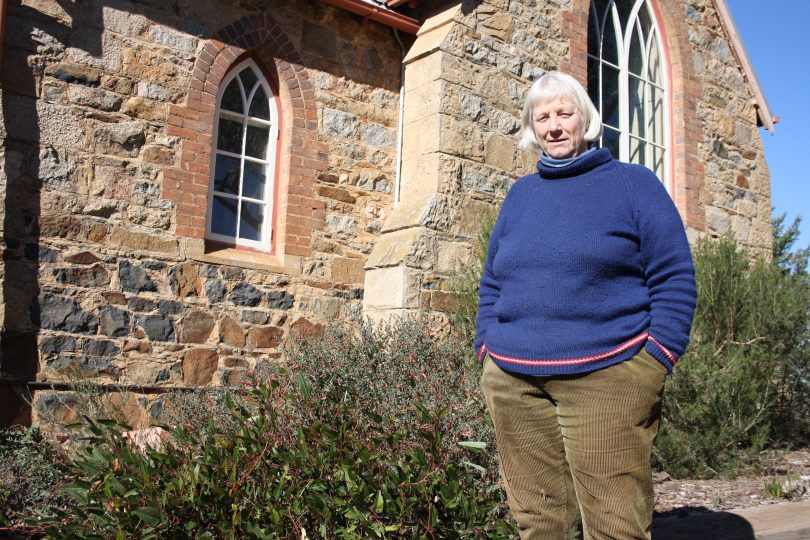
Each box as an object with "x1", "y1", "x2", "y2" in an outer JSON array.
[
  {"x1": 319, "y1": 0, "x2": 421, "y2": 34},
  {"x1": 713, "y1": 0, "x2": 775, "y2": 134}
]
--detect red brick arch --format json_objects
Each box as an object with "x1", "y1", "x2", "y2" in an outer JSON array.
[
  {"x1": 163, "y1": 13, "x2": 327, "y2": 257},
  {"x1": 560, "y1": 0, "x2": 705, "y2": 232}
]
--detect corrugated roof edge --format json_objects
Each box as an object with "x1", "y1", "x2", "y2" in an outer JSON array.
[{"x1": 714, "y1": 0, "x2": 775, "y2": 134}]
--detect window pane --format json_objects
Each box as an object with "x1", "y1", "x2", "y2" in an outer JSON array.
[
  {"x1": 629, "y1": 23, "x2": 644, "y2": 76},
  {"x1": 243, "y1": 160, "x2": 267, "y2": 200},
  {"x1": 239, "y1": 67, "x2": 258, "y2": 95},
  {"x1": 638, "y1": 2, "x2": 653, "y2": 36},
  {"x1": 650, "y1": 83, "x2": 664, "y2": 145},
  {"x1": 249, "y1": 85, "x2": 270, "y2": 119},
  {"x1": 651, "y1": 144, "x2": 665, "y2": 182},
  {"x1": 213, "y1": 154, "x2": 240, "y2": 195},
  {"x1": 588, "y1": 56, "x2": 601, "y2": 111},
  {"x1": 629, "y1": 135, "x2": 645, "y2": 165},
  {"x1": 615, "y1": 0, "x2": 634, "y2": 27},
  {"x1": 602, "y1": 64, "x2": 620, "y2": 128},
  {"x1": 603, "y1": 126, "x2": 620, "y2": 158},
  {"x1": 245, "y1": 124, "x2": 269, "y2": 159},
  {"x1": 212, "y1": 196, "x2": 238, "y2": 237},
  {"x1": 588, "y1": 1, "x2": 601, "y2": 57},
  {"x1": 648, "y1": 32, "x2": 662, "y2": 84},
  {"x1": 239, "y1": 201, "x2": 264, "y2": 241},
  {"x1": 217, "y1": 117, "x2": 243, "y2": 154},
  {"x1": 220, "y1": 79, "x2": 243, "y2": 114},
  {"x1": 603, "y1": 6, "x2": 619, "y2": 65},
  {"x1": 629, "y1": 75, "x2": 645, "y2": 138}
]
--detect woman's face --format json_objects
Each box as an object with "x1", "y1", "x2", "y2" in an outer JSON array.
[{"x1": 532, "y1": 96, "x2": 587, "y2": 159}]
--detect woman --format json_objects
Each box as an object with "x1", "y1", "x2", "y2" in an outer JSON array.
[{"x1": 476, "y1": 71, "x2": 697, "y2": 539}]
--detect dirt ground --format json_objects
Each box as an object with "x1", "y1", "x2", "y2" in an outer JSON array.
[{"x1": 654, "y1": 449, "x2": 810, "y2": 515}]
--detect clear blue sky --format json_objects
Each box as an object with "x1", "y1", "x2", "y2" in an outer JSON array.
[{"x1": 727, "y1": 0, "x2": 809, "y2": 250}]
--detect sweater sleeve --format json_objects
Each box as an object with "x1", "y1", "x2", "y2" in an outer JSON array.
[
  {"x1": 632, "y1": 168, "x2": 697, "y2": 370},
  {"x1": 474, "y1": 201, "x2": 508, "y2": 360}
]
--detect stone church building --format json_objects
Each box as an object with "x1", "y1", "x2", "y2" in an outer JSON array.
[{"x1": 0, "y1": 0, "x2": 774, "y2": 425}]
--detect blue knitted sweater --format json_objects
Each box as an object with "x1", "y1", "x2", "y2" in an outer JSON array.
[{"x1": 475, "y1": 148, "x2": 696, "y2": 375}]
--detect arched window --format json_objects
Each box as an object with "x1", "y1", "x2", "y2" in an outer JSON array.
[
  {"x1": 206, "y1": 59, "x2": 279, "y2": 250},
  {"x1": 588, "y1": 0, "x2": 668, "y2": 187}
]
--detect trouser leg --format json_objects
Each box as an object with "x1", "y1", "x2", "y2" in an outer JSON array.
[
  {"x1": 480, "y1": 357, "x2": 582, "y2": 540},
  {"x1": 549, "y1": 351, "x2": 666, "y2": 540}
]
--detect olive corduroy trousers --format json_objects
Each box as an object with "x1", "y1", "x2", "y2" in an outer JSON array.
[{"x1": 480, "y1": 350, "x2": 667, "y2": 540}]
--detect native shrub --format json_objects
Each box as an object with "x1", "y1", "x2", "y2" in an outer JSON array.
[{"x1": 654, "y1": 232, "x2": 810, "y2": 478}]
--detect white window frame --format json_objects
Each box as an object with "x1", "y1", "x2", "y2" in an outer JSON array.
[
  {"x1": 206, "y1": 58, "x2": 279, "y2": 251},
  {"x1": 588, "y1": 0, "x2": 671, "y2": 191}
]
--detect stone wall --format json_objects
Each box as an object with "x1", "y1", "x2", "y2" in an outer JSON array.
[
  {"x1": 0, "y1": 0, "x2": 404, "y2": 425},
  {"x1": 682, "y1": 0, "x2": 771, "y2": 254},
  {"x1": 0, "y1": 0, "x2": 773, "y2": 426}
]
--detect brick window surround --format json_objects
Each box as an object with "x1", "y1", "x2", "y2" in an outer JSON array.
[
  {"x1": 562, "y1": 0, "x2": 705, "y2": 232},
  {"x1": 163, "y1": 13, "x2": 327, "y2": 258}
]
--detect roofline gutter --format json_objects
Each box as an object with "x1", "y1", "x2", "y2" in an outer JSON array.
[
  {"x1": 319, "y1": 0, "x2": 421, "y2": 34},
  {"x1": 713, "y1": 0, "x2": 775, "y2": 134}
]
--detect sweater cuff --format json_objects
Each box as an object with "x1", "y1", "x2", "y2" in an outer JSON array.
[{"x1": 645, "y1": 336, "x2": 677, "y2": 372}]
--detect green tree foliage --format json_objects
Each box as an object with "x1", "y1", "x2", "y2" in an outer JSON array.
[{"x1": 655, "y1": 221, "x2": 810, "y2": 478}]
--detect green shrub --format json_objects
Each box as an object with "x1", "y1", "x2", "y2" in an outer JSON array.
[
  {"x1": 654, "y1": 235, "x2": 810, "y2": 478},
  {"x1": 31, "y1": 379, "x2": 514, "y2": 538},
  {"x1": 283, "y1": 317, "x2": 497, "y2": 474},
  {"x1": 0, "y1": 426, "x2": 67, "y2": 525},
  {"x1": 448, "y1": 204, "x2": 499, "y2": 344}
]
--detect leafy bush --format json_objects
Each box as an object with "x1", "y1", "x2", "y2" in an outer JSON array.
[
  {"x1": 9, "y1": 318, "x2": 513, "y2": 538},
  {"x1": 448, "y1": 204, "x2": 499, "y2": 344},
  {"x1": 283, "y1": 317, "x2": 497, "y2": 473},
  {"x1": 654, "y1": 233, "x2": 810, "y2": 478},
  {"x1": 0, "y1": 426, "x2": 67, "y2": 525},
  {"x1": 29, "y1": 379, "x2": 513, "y2": 538}
]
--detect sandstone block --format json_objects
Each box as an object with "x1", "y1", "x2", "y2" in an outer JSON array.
[
  {"x1": 67, "y1": 86, "x2": 122, "y2": 111},
  {"x1": 182, "y1": 348, "x2": 219, "y2": 385},
  {"x1": 44, "y1": 62, "x2": 101, "y2": 86},
  {"x1": 178, "y1": 310, "x2": 216, "y2": 344},
  {"x1": 247, "y1": 326, "x2": 284, "y2": 349},
  {"x1": 122, "y1": 97, "x2": 169, "y2": 122},
  {"x1": 219, "y1": 316, "x2": 245, "y2": 348},
  {"x1": 93, "y1": 122, "x2": 147, "y2": 158},
  {"x1": 317, "y1": 185, "x2": 356, "y2": 204},
  {"x1": 109, "y1": 228, "x2": 178, "y2": 254},
  {"x1": 331, "y1": 257, "x2": 365, "y2": 284},
  {"x1": 64, "y1": 251, "x2": 102, "y2": 265},
  {"x1": 169, "y1": 262, "x2": 202, "y2": 298},
  {"x1": 290, "y1": 317, "x2": 325, "y2": 339}
]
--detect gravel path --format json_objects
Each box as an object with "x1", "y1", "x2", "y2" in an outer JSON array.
[{"x1": 653, "y1": 450, "x2": 810, "y2": 515}]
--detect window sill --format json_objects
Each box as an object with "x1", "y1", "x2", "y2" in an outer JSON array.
[{"x1": 187, "y1": 243, "x2": 301, "y2": 274}]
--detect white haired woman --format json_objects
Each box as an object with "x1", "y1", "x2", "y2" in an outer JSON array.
[{"x1": 476, "y1": 71, "x2": 697, "y2": 539}]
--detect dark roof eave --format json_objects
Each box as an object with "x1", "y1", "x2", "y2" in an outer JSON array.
[{"x1": 319, "y1": 0, "x2": 421, "y2": 34}]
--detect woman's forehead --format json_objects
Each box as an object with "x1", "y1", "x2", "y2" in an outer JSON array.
[{"x1": 533, "y1": 95, "x2": 576, "y2": 111}]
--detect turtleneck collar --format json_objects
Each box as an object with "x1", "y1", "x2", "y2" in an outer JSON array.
[{"x1": 536, "y1": 147, "x2": 613, "y2": 179}]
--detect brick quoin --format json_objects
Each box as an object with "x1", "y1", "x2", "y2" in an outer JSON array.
[
  {"x1": 164, "y1": 13, "x2": 328, "y2": 256},
  {"x1": 562, "y1": 0, "x2": 705, "y2": 232}
]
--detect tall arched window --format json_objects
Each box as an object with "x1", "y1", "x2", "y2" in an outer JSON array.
[
  {"x1": 206, "y1": 59, "x2": 279, "y2": 250},
  {"x1": 588, "y1": 0, "x2": 668, "y2": 187}
]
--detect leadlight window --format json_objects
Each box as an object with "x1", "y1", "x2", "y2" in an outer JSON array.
[
  {"x1": 207, "y1": 59, "x2": 279, "y2": 250},
  {"x1": 588, "y1": 0, "x2": 669, "y2": 187}
]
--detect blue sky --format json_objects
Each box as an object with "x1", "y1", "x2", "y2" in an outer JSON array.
[{"x1": 727, "y1": 1, "x2": 809, "y2": 250}]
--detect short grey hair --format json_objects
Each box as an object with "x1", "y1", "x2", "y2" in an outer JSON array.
[{"x1": 519, "y1": 71, "x2": 603, "y2": 153}]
